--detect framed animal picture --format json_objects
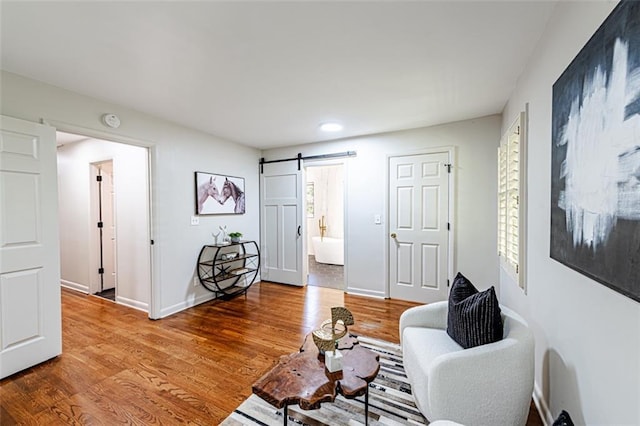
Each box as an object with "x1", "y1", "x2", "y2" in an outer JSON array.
[{"x1": 195, "y1": 171, "x2": 245, "y2": 215}]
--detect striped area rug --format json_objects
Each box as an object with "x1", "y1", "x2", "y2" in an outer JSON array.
[{"x1": 221, "y1": 335, "x2": 428, "y2": 425}]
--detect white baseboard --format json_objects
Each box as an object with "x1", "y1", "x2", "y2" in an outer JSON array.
[
  {"x1": 159, "y1": 292, "x2": 216, "y2": 318},
  {"x1": 344, "y1": 286, "x2": 386, "y2": 298},
  {"x1": 533, "y1": 381, "x2": 552, "y2": 426},
  {"x1": 61, "y1": 280, "x2": 89, "y2": 293},
  {"x1": 116, "y1": 296, "x2": 149, "y2": 313},
  {"x1": 159, "y1": 276, "x2": 263, "y2": 318}
]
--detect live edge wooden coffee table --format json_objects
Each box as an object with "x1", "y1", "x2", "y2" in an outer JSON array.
[{"x1": 252, "y1": 334, "x2": 380, "y2": 425}]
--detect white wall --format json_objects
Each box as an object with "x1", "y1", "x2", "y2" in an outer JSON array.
[
  {"x1": 57, "y1": 138, "x2": 150, "y2": 311},
  {"x1": 501, "y1": 1, "x2": 640, "y2": 424},
  {"x1": 264, "y1": 115, "x2": 501, "y2": 297},
  {"x1": 1, "y1": 70, "x2": 261, "y2": 318}
]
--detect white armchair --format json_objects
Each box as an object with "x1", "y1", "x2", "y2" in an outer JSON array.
[{"x1": 400, "y1": 301, "x2": 534, "y2": 426}]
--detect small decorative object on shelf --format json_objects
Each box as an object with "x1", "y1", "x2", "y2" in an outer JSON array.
[
  {"x1": 196, "y1": 240, "x2": 259, "y2": 300},
  {"x1": 220, "y1": 252, "x2": 238, "y2": 261},
  {"x1": 228, "y1": 231, "x2": 242, "y2": 243},
  {"x1": 212, "y1": 230, "x2": 221, "y2": 245},
  {"x1": 219, "y1": 225, "x2": 230, "y2": 245}
]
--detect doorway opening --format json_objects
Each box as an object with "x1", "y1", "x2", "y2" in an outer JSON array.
[
  {"x1": 304, "y1": 162, "x2": 345, "y2": 290},
  {"x1": 93, "y1": 160, "x2": 116, "y2": 301},
  {"x1": 56, "y1": 131, "x2": 152, "y2": 313}
]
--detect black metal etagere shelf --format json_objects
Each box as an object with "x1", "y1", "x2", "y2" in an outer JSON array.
[{"x1": 197, "y1": 240, "x2": 260, "y2": 299}]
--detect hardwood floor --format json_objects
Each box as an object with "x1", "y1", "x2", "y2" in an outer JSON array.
[{"x1": 1, "y1": 282, "x2": 543, "y2": 425}]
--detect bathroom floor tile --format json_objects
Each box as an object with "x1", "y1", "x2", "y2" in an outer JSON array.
[{"x1": 308, "y1": 255, "x2": 344, "y2": 290}]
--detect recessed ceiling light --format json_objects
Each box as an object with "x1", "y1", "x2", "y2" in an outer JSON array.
[{"x1": 319, "y1": 122, "x2": 343, "y2": 132}]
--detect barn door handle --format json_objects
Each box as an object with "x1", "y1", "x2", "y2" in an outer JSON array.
[{"x1": 297, "y1": 226, "x2": 302, "y2": 237}]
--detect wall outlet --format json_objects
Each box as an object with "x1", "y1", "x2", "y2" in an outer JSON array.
[
  {"x1": 190, "y1": 215, "x2": 199, "y2": 226},
  {"x1": 193, "y1": 276, "x2": 200, "y2": 287}
]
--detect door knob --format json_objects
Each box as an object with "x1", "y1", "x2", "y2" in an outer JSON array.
[{"x1": 390, "y1": 233, "x2": 397, "y2": 238}]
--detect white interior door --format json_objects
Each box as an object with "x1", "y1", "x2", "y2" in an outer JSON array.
[
  {"x1": 0, "y1": 115, "x2": 62, "y2": 378},
  {"x1": 99, "y1": 161, "x2": 116, "y2": 291},
  {"x1": 389, "y1": 151, "x2": 450, "y2": 303},
  {"x1": 260, "y1": 161, "x2": 304, "y2": 285}
]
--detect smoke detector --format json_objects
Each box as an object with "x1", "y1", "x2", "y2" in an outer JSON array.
[{"x1": 102, "y1": 113, "x2": 121, "y2": 129}]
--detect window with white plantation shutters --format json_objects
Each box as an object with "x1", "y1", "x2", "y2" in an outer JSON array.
[{"x1": 498, "y1": 113, "x2": 526, "y2": 290}]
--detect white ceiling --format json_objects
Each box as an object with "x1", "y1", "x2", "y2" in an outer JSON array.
[{"x1": 1, "y1": 1, "x2": 557, "y2": 149}]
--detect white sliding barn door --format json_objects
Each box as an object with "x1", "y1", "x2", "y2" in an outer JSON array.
[
  {"x1": 0, "y1": 115, "x2": 62, "y2": 378},
  {"x1": 389, "y1": 151, "x2": 451, "y2": 303},
  {"x1": 260, "y1": 161, "x2": 304, "y2": 285}
]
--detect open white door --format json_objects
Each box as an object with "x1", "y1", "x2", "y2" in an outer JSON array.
[
  {"x1": 260, "y1": 161, "x2": 304, "y2": 285},
  {"x1": 389, "y1": 151, "x2": 451, "y2": 303},
  {"x1": 0, "y1": 115, "x2": 62, "y2": 378},
  {"x1": 97, "y1": 161, "x2": 116, "y2": 292}
]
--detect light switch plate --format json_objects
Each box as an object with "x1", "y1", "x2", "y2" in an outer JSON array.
[{"x1": 374, "y1": 214, "x2": 382, "y2": 224}]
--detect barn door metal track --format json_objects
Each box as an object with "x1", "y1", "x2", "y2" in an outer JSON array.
[{"x1": 259, "y1": 151, "x2": 356, "y2": 173}]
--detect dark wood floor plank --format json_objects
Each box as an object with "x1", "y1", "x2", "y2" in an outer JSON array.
[{"x1": 0, "y1": 282, "x2": 543, "y2": 425}]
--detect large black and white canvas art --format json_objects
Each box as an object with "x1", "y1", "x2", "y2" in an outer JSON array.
[{"x1": 551, "y1": 0, "x2": 640, "y2": 303}]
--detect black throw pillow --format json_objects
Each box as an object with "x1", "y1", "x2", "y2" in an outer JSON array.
[{"x1": 446, "y1": 272, "x2": 503, "y2": 349}]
